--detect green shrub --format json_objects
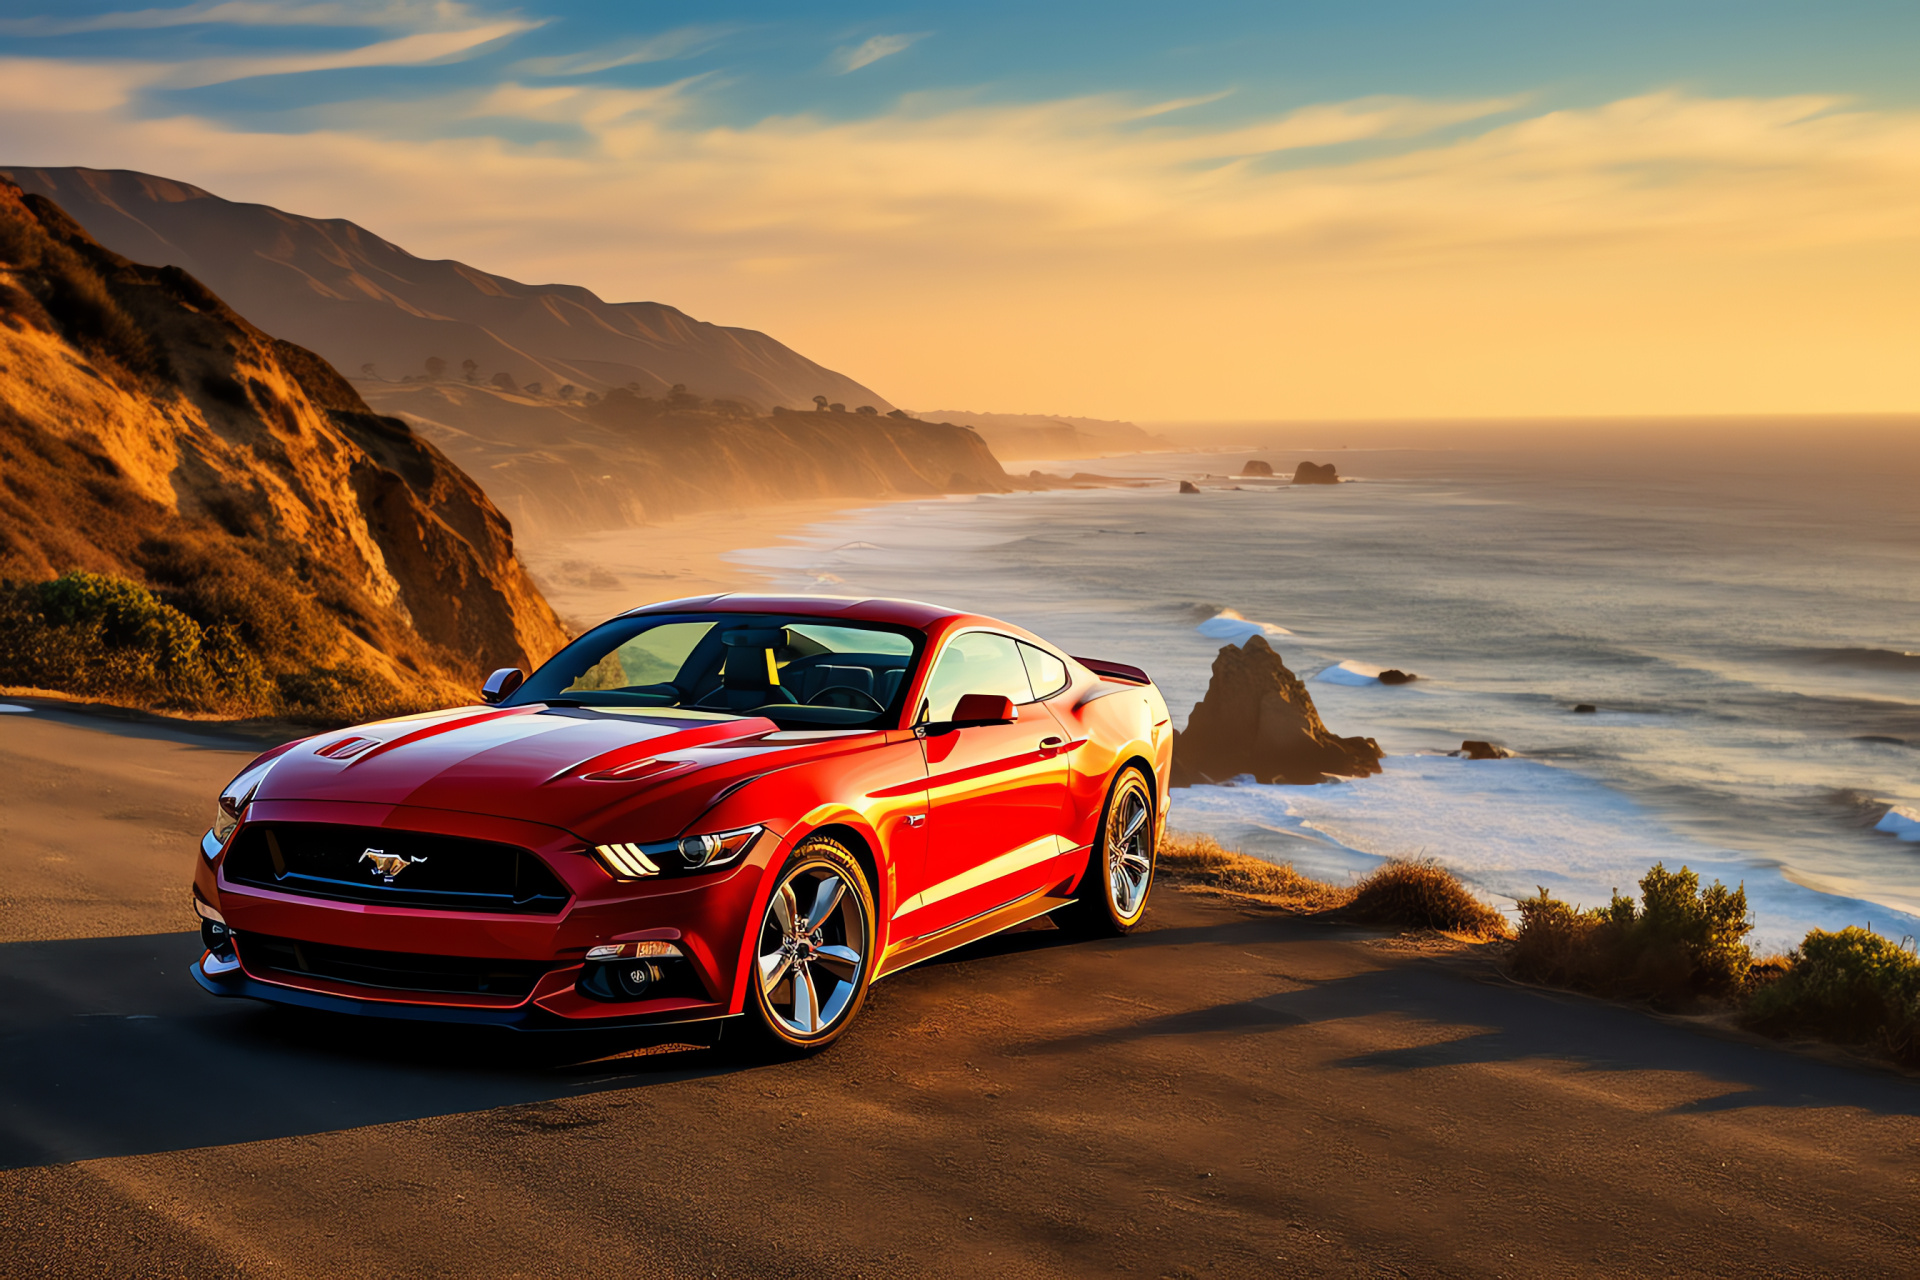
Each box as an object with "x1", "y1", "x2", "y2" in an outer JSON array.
[
  {"x1": 1509, "y1": 863, "x2": 1752, "y2": 1005},
  {"x1": 1744, "y1": 928, "x2": 1920, "y2": 1064},
  {"x1": 0, "y1": 570, "x2": 272, "y2": 714}
]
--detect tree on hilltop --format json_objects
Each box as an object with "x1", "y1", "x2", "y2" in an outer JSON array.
[
  {"x1": 425, "y1": 356, "x2": 447, "y2": 380},
  {"x1": 461, "y1": 358, "x2": 478, "y2": 384},
  {"x1": 813, "y1": 395, "x2": 829, "y2": 412},
  {"x1": 855, "y1": 404, "x2": 878, "y2": 415}
]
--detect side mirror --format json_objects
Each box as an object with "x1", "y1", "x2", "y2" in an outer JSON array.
[
  {"x1": 950, "y1": 693, "x2": 1017, "y2": 726},
  {"x1": 481, "y1": 667, "x2": 525, "y2": 704}
]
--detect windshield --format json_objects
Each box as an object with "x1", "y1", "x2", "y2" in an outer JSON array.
[{"x1": 507, "y1": 612, "x2": 924, "y2": 729}]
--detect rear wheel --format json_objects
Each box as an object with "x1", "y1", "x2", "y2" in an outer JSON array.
[
  {"x1": 1056, "y1": 765, "x2": 1156, "y2": 937},
  {"x1": 727, "y1": 836, "x2": 876, "y2": 1059}
]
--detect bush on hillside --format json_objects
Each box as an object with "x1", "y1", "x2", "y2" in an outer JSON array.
[
  {"x1": 1343, "y1": 860, "x2": 1511, "y2": 939},
  {"x1": 1510, "y1": 863, "x2": 1753, "y2": 1005},
  {"x1": 0, "y1": 570, "x2": 271, "y2": 714},
  {"x1": 0, "y1": 569, "x2": 431, "y2": 724},
  {"x1": 1744, "y1": 927, "x2": 1920, "y2": 1065}
]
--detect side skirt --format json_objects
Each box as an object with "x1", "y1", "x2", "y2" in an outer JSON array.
[{"x1": 873, "y1": 887, "x2": 1077, "y2": 981}]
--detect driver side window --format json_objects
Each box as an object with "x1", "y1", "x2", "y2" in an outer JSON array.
[{"x1": 919, "y1": 631, "x2": 1034, "y2": 723}]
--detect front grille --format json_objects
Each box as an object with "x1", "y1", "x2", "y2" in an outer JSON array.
[
  {"x1": 224, "y1": 823, "x2": 571, "y2": 915},
  {"x1": 237, "y1": 932, "x2": 550, "y2": 998}
]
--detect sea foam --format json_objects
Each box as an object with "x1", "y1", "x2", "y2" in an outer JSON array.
[
  {"x1": 1312, "y1": 660, "x2": 1383, "y2": 686},
  {"x1": 1168, "y1": 754, "x2": 1917, "y2": 953},
  {"x1": 1878, "y1": 806, "x2": 1920, "y2": 842},
  {"x1": 1195, "y1": 609, "x2": 1292, "y2": 645}
]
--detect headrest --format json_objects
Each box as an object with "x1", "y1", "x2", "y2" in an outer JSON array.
[
  {"x1": 721, "y1": 628, "x2": 784, "y2": 690},
  {"x1": 721, "y1": 628, "x2": 786, "y2": 649}
]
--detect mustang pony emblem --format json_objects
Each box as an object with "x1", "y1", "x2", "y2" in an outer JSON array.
[{"x1": 359, "y1": 848, "x2": 425, "y2": 882}]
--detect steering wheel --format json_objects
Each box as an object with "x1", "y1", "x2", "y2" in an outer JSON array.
[{"x1": 805, "y1": 685, "x2": 885, "y2": 711}]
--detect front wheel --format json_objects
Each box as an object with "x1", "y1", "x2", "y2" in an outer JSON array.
[
  {"x1": 728, "y1": 836, "x2": 876, "y2": 1059},
  {"x1": 1056, "y1": 765, "x2": 1156, "y2": 937}
]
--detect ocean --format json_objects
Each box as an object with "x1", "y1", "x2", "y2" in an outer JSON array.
[{"x1": 728, "y1": 419, "x2": 1920, "y2": 953}]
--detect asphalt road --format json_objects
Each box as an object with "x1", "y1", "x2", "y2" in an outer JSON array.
[{"x1": 3, "y1": 709, "x2": 1918, "y2": 1277}]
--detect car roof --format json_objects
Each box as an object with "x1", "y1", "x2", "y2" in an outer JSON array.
[{"x1": 619, "y1": 593, "x2": 967, "y2": 629}]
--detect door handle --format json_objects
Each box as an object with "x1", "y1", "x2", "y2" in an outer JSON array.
[
  {"x1": 1038, "y1": 735, "x2": 1065, "y2": 757},
  {"x1": 905, "y1": 813, "x2": 927, "y2": 828}
]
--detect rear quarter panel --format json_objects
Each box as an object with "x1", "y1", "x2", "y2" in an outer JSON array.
[{"x1": 1050, "y1": 676, "x2": 1173, "y2": 855}]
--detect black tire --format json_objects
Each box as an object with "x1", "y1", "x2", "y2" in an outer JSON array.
[
  {"x1": 723, "y1": 836, "x2": 877, "y2": 1060},
  {"x1": 1055, "y1": 765, "x2": 1157, "y2": 937}
]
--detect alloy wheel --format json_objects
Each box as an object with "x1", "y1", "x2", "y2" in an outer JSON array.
[
  {"x1": 1106, "y1": 778, "x2": 1154, "y2": 920},
  {"x1": 755, "y1": 862, "x2": 868, "y2": 1037}
]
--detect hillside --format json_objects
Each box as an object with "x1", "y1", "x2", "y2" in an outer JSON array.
[
  {"x1": 0, "y1": 180, "x2": 567, "y2": 720},
  {"x1": 1, "y1": 166, "x2": 886, "y2": 412},
  {"x1": 365, "y1": 381, "x2": 1012, "y2": 539}
]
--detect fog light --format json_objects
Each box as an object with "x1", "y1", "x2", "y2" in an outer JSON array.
[
  {"x1": 200, "y1": 917, "x2": 234, "y2": 958},
  {"x1": 614, "y1": 961, "x2": 662, "y2": 998}
]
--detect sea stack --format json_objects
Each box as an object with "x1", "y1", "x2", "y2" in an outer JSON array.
[
  {"x1": 1179, "y1": 480, "x2": 1201, "y2": 494},
  {"x1": 1240, "y1": 460, "x2": 1275, "y2": 477},
  {"x1": 1293, "y1": 461, "x2": 1339, "y2": 484},
  {"x1": 1170, "y1": 636, "x2": 1385, "y2": 785}
]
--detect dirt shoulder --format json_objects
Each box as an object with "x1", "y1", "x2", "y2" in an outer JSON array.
[{"x1": 3, "y1": 713, "x2": 1918, "y2": 1277}]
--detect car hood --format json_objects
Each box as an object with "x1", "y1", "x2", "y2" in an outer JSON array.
[{"x1": 249, "y1": 704, "x2": 859, "y2": 840}]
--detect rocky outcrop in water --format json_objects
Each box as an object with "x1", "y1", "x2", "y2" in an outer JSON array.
[
  {"x1": 1378, "y1": 669, "x2": 1417, "y2": 684},
  {"x1": 1455, "y1": 741, "x2": 1514, "y2": 760},
  {"x1": 1293, "y1": 461, "x2": 1339, "y2": 484},
  {"x1": 1179, "y1": 480, "x2": 1202, "y2": 494},
  {"x1": 1170, "y1": 636, "x2": 1384, "y2": 785},
  {"x1": 1240, "y1": 460, "x2": 1274, "y2": 477}
]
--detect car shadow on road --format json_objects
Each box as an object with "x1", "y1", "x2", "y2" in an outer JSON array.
[{"x1": 0, "y1": 932, "x2": 739, "y2": 1171}]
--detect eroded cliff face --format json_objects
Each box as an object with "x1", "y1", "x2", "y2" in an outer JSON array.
[
  {"x1": 1170, "y1": 636, "x2": 1384, "y2": 786},
  {"x1": 0, "y1": 181, "x2": 567, "y2": 707}
]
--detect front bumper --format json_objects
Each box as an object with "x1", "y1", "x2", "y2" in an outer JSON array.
[
  {"x1": 190, "y1": 952, "x2": 738, "y2": 1033},
  {"x1": 193, "y1": 799, "x2": 781, "y2": 1027}
]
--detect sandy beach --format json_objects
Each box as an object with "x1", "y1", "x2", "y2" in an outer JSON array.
[{"x1": 515, "y1": 497, "x2": 901, "y2": 630}]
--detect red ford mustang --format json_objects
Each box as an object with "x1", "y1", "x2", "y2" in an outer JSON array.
[{"x1": 192, "y1": 595, "x2": 1172, "y2": 1054}]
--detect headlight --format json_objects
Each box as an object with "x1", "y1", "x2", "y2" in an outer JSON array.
[
  {"x1": 593, "y1": 824, "x2": 763, "y2": 880},
  {"x1": 209, "y1": 759, "x2": 275, "y2": 854}
]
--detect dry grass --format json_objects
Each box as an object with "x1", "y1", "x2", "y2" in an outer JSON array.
[
  {"x1": 1157, "y1": 832, "x2": 1351, "y2": 911},
  {"x1": 1343, "y1": 860, "x2": 1512, "y2": 940},
  {"x1": 1158, "y1": 832, "x2": 1509, "y2": 938}
]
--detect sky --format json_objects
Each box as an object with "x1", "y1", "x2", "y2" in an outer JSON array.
[{"x1": 2, "y1": 1, "x2": 1918, "y2": 420}]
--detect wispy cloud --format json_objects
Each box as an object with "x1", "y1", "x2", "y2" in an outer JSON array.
[
  {"x1": 515, "y1": 24, "x2": 736, "y2": 77},
  {"x1": 835, "y1": 32, "x2": 927, "y2": 74},
  {"x1": 0, "y1": 0, "x2": 492, "y2": 36},
  {"x1": 3, "y1": 48, "x2": 1915, "y2": 415}
]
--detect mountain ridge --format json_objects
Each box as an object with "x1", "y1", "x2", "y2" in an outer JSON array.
[{"x1": 0, "y1": 166, "x2": 889, "y2": 413}]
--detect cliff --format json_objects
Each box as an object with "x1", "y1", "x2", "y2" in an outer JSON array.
[
  {"x1": 1170, "y1": 636, "x2": 1384, "y2": 785},
  {"x1": 0, "y1": 180, "x2": 567, "y2": 717},
  {"x1": 1, "y1": 166, "x2": 886, "y2": 413}
]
